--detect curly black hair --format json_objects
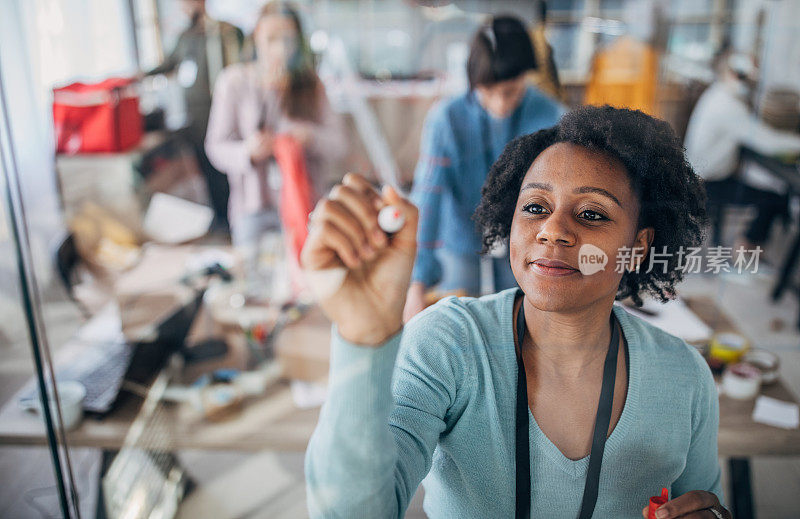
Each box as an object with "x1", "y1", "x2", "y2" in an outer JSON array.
[{"x1": 473, "y1": 105, "x2": 709, "y2": 306}]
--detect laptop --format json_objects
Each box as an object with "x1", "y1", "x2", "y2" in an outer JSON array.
[{"x1": 19, "y1": 290, "x2": 203, "y2": 415}]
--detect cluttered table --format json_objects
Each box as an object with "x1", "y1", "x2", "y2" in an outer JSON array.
[
  {"x1": 0, "y1": 242, "x2": 329, "y2": 452},
  {"x1": 0, "y1": 306, "x2": 327, "y2": 452},
  {"x1": 0, "y1": 276, "x2": 797, "y2": 454},
  {"x1": 635, "y1": 295, "x2": 800, "y2": 519},
  {"x1": 0, "y1": 241, "x2": 796, "y2": 519},
  {"x1": 681, "y1": 297, "x2": 800, "y2": 456}
]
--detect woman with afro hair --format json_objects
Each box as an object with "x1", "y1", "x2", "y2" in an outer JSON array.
[{"x1": 301, "y1": 105, "x2": 728, "y2": 519}]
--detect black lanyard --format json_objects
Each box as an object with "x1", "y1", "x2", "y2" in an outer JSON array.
[{"x1": 515, "y1": 292, "x2": 620, "y2": 519}]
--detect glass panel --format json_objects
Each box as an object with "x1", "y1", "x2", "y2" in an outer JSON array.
[
  {"x1": 4, "y1": 1, "x2": 800, "y2": 518},
  {"x1": 669, "y1": 22, "x2": 713, "y2": 59},
  {"x1": 0, "y1": 142, "x2": 68, "y2": 519}
]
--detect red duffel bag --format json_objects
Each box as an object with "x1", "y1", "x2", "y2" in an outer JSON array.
[{"x1": 53, "y1": 77, "x2": 143, "y2": 154}]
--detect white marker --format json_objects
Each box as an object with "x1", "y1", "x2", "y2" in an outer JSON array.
[{"x1": 378, "y1": 205, "x2": 405, "y2": 234}]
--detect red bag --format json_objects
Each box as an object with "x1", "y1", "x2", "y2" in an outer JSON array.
[
  {"x1": 272, "y1": 134, "x2": 314, "y2": 265},
  {"x1": 53, "y1": 78, "x2": 143, "y2": 154}
]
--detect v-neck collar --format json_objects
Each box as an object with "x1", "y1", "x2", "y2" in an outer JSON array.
[{"x1": 507, "y1": 290, "x2": 640, "y2": 478}]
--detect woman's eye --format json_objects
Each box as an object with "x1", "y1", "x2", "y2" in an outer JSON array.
[
  {"x1": 579, "y1": 209, "x2": 608, "y2": 221},
  {"x1": 522, "y1": 203, "x2": 608, "y2": 222},
  {"x1": 522, "y1": 203, "x2": 546, "y2": 215}
]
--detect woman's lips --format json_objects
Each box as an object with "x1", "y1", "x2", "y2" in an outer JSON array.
[{"x1": 530, "y1": 262, "x2": 580, "y2": 277}]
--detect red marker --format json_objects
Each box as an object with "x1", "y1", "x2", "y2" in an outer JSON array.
[{"x1": 648, "y1": 487, "x2": 669, "y2": 519}]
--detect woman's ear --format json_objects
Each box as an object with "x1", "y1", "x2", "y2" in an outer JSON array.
[{"x1": 629, "y1": 227, "x2": 655, "y2": 272}]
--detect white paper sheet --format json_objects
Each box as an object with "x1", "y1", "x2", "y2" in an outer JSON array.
[
  {"x1": 143, "y1": 192, "x2": 213, "y2": 244},
  {"x1": 615, "y1": 297, "x2": 714, "y2": 343},
  {"x1": 752, "y1": 395, "x2": 800, "y2": 429}
]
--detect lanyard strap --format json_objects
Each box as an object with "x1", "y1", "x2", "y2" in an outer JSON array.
[{"x1": 515, "y1": 293, "x2": 620, "y2": 519}]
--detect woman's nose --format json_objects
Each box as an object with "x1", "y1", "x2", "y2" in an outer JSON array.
[{"x1": 535, "y1": 212, "x2": 575, "y2": 246}]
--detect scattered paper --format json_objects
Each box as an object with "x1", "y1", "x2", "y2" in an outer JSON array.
[
  {"x1": 616, "y1": 297, "x2": 713, "y2": 343},
  {"x1": 290, "y1": 379, "x2": 327, "y2": 409},
  {"x1": 143, "y1": 192, "x2": 213, "y2": 243},
  {"x1": 752, "y1": 395, "x2": 800, "y2": 429}
]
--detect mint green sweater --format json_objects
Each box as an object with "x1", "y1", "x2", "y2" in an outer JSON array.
[{"x1": 305, "y1": 288, "x2": 724, "y2": 518}]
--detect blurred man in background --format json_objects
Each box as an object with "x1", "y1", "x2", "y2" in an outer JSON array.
[
  {"x1": 144, "y1": 0, "x2": 247, "y2": 232},
  {"x1": 685, "y1": 49, "x2": 800, "y2": 256}
]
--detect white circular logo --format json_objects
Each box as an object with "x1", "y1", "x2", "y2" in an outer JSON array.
[{"x1": 578, "y1": 244, "x2": 608, "y2": 275}]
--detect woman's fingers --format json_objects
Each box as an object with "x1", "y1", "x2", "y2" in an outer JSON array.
[
  {"x1": 652, "y1": 491, "x2": 726, "y2": 519},
  {"x1": 329, "y1": 183, "x2": 387, "y2": 250},
  {"x1": 313, "y1": 199, "x2": 373, "y2": 258},
  {"x1": 343, "y1": 172, "x2": 383, "y2": 207},
  {"x1": 301, "y1": 173, "x2": 418, "y2": 273},
  {"x1": 310, "y1": 220, "x2": 361, "y2": 270}
]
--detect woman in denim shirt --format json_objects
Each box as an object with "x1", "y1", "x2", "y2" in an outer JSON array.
[{"x1": 404, "y1": 15, "x2": 565, "y2": 320}]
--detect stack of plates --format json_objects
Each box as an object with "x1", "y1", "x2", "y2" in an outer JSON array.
[{"x1": 760, "y1": 88, "x2": 800, "y2": 131}]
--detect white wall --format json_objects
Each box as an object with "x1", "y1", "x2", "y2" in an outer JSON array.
[
  {"x1": 759, "y1": 0, "x2": 800, "y2": 93},
  {"x1": 0, "y1": 0, "x2": 63, "y2": 286},
  {"x1": 732, "y1": 0, "x2": 800, "y2": 97},
  {"x1": 0, "y1": 0, "x2": 139, "y2": 344}
]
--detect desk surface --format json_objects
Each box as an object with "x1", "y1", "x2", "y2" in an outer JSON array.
[
  {"x1": 1, "y1": 296, "x2": 798, "y2": 456},
  {"x1": 683, "y1": 296, "x2": 800, "y2": 457},
  {"x1": 0, "y1": 300, "x2": 329, "y2": 452}
]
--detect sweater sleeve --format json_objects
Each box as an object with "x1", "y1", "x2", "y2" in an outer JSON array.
[
  {"x1": 410, "y1": 105, "x2": 454, "y2": 288},
  {"x1": 305, "y1": 303, "x2": 469, "y2": 518},
  {"x1": 671, "y1": 345, "x2": 725, "y2": 508},
  {"x1": 145, "y1": 33, "x2": 183, "y2": 76}
]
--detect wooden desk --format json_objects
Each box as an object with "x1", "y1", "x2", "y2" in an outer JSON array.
[
  {"x1": 686, "y1": 295, "x2": 800, "y2": 457},
  {"x1": 0, "y1": 304, "x2": 328, "y2": 452},
  {"x1": 2, "y1": 297, "x2": 797, "y2": 453},
  {"x1": 0, "y1": 293, "x2": 796, "y2": 519},
  {"x1": 685, "y1": 296, "x2": 800, "y2": 519}
]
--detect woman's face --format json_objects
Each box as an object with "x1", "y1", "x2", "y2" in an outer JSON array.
[
  {"x1": 476, "y1": 75, "x2": 527, "y2": 119},
  {"x1": 254, "y1": 14, "x2": 299, "y2": 74},
  {"x1": 509, "y1": 142, "x2": 654, "y2": 312}
]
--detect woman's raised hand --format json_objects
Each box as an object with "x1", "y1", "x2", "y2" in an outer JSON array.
[{"x1": 300, "y1": 173, "x2": 418, "y2": 346}]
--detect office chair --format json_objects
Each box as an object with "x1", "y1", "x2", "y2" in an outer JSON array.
[
  {"x1": 706, "y1": 150, "x2": 751, "y2": 247},
  {"x1": 53, "y1": 232, "x2": 93, "y2": 319}
]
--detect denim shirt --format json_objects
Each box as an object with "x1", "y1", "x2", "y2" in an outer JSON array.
[{"x1": 410, "y1": 87, "x2": 565, "y2": 287}]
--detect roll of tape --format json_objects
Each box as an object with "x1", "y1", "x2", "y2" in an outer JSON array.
[
  {"x1": 709, "y1": 332, "x2": 750, "y2": 364},
  {"x1": 742, "y1": 348, "x2": 780, "y2": 384},
  {"x1": 722, "y1": 362, "x2": 761, "y2": 400}
]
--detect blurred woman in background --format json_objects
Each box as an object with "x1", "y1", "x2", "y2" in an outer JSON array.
[
  {"x1": 404, "y1": 15, "x2": 565, "y2": 321},
  {"x1": 205, "y1": 1, "x2": 345, "y2": 294}
]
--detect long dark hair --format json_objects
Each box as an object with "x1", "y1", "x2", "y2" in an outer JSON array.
[{"x1": 257, "y1": 1, "x2": 322, "y2": 122}]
